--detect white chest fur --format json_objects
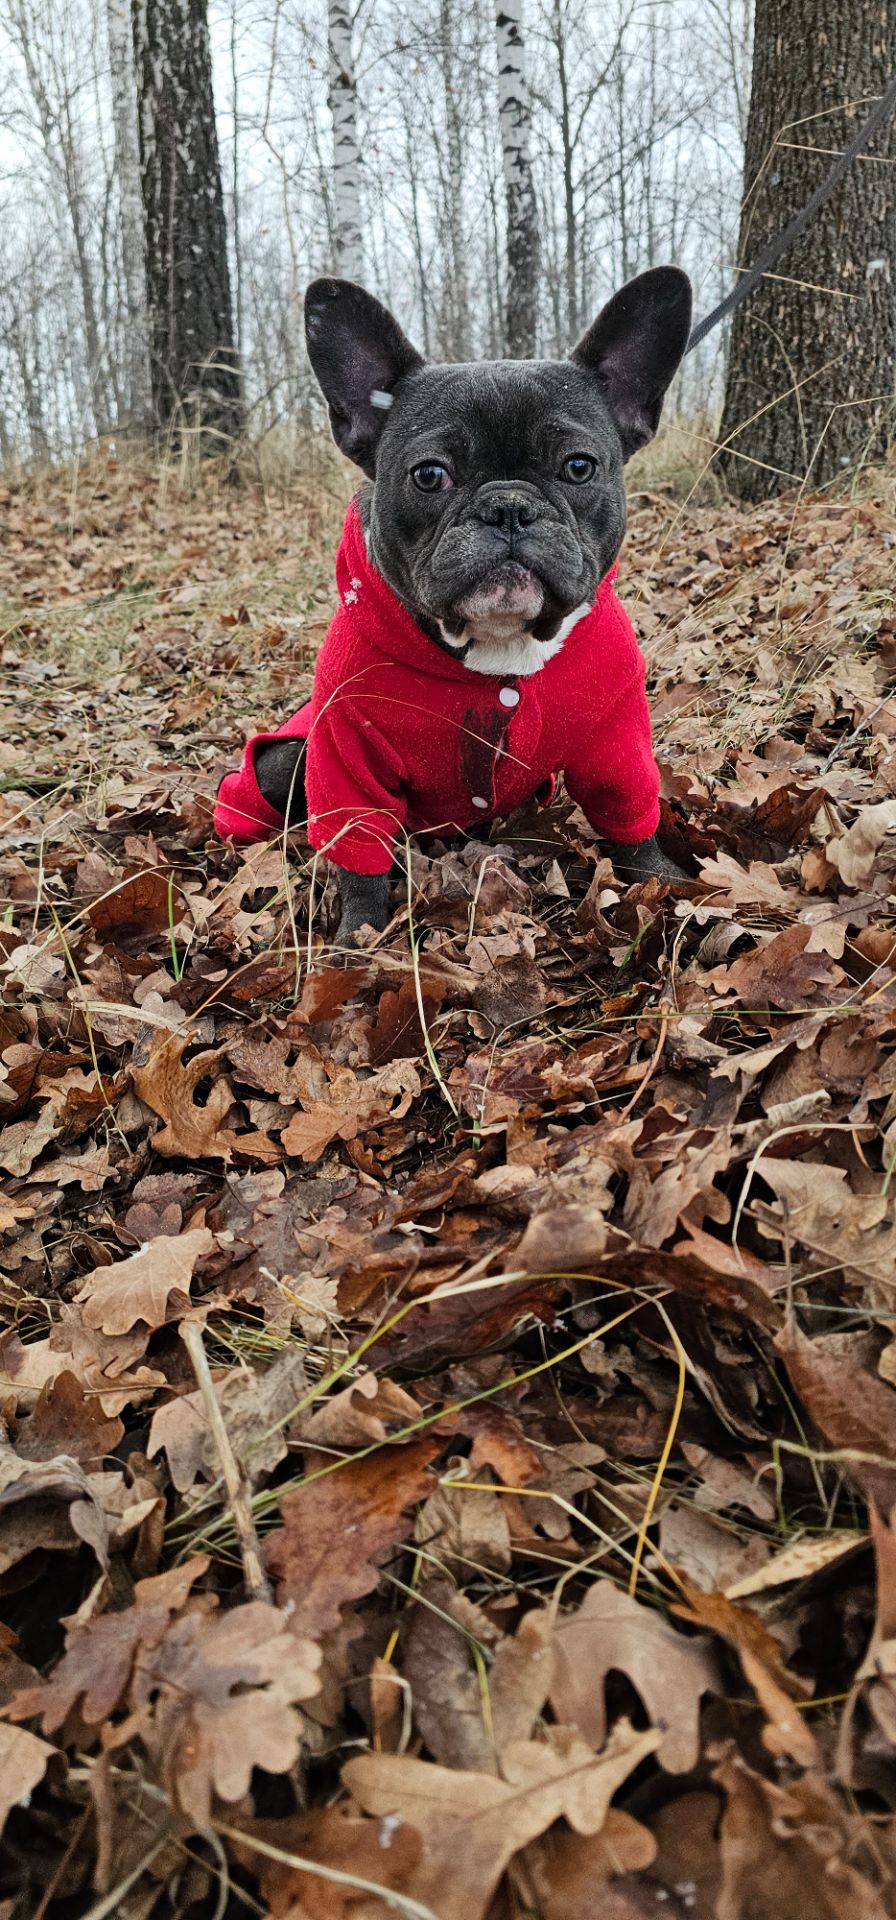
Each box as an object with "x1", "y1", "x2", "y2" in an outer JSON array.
[{"x1": 438, "y1": 602, "x2": 590, "y2": 677}]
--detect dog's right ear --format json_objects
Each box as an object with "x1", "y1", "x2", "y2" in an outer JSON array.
[{"x1": 304, "y1": 279, "x2": 424, "y2": 475}]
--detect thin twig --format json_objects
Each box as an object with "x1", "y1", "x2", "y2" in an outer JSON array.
[{"x1": 180, "y1": 1318, "x2": 272, "y2": 1603}]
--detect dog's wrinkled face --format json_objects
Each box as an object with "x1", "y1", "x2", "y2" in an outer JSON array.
[{"x1": 305, "y1": 269, "x2": 691, "y2": 671}]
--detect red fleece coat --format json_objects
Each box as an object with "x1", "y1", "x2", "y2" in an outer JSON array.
[{"x1": 214, "y1": 500, "x2": 660, "y2": 874}]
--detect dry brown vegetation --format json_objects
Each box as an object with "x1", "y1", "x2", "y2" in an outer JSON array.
[{"x1": 1, "y1": 442, "x2": 896, "y2": 1916}]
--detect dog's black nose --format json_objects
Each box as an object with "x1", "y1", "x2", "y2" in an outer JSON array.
[{"x1": 474, "y1": 488, "x2": 540, "y2": 532}]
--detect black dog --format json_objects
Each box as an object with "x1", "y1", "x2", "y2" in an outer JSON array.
[{"x1": 243, "y1": 269, "x2": 692, "y2": 943}]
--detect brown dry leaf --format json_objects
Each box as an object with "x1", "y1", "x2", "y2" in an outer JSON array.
[
  {"x1": 758, "y1": 1160, "x2": 896, "y2": 1295},
  {"x1": 775, "y1": 1320, "x2": 896, "y2": 1510},
  {"x1": 404, "y1": 1585, "x2": 553, "y2": 1770},
  {"x1": 15, "y1": 1371, "x2": 124, "y2": 1470},
  {"x1": 136, "y1": 1602, "x2": 321, "y2": 1827},
  {"x1": 697, "y1": 851, "x2": 792, "y2": 906},
  {"x1": 825, "y1": 799, "x2": 896, "y2": 887},
  {"x1": 500, "y1": 1721, "x2": 662, "y2": 1834},
  {"x1": 265, "y1": 1439, "x2": 439, "y2": 1638},
  {"x1": 231, "y1": 1802, "x2": 424, "y2": 1919},
  {"x1": 368, "y1": 974, "x2": 446, "y2": 1065},
  {"x1": 724, "y1": 1529, "x2": 866, "y2": 1600},
  {"x1": 344, "y1": 1719, "x2": 659, "y2": 1920},
  {"x1": 0, "y1": 1430, "x2": 123, "y2": 1579},
  {"x1": 415, "y1": 1471, "x2": 512, "y2": 1575},
  {"x1": 280, "y1": 1060, "x2": 421, "y2": 1164},
  {"x1": 148, "y1": 1345, "x2": 308, "y2": 1492},
  {"x1": 0, "y1": 1723, "x2": 56, "y2": 1834},
  {"x1": 86, "y1": 868, "x2": 175, "y2": 940},
  {"x1": 74, "y1": 1228, "x2": 214, "y2": 1335},
  {"x1": 132, "y1": 1033, "x2": 239, "y2": 1160},
  {"x1": 0, "y1": 1106, "x2": 59, "y2": 1177},
  {"x1": 712, "y1": 922, "x2": 842, "y2": 1010},
  {"x1": 714, "y1": 1751, "x2": 888, "y2": 1920},
  {"x1": 672, "y1": 1579, "x2": 818, "y2": 1767},
  {"x1": 9, "y1": 1599, "x2": 173, "y2": 1734},
  {"x1": 297, "y1": 1370, "x2": 421, "y2": 1452},
  {"x1": 521, "y1": 1808, "x2": 657, "y2": 1920},
  {"x1": 550, "y1": 1579, "x2": 721, "y2": 1773}
]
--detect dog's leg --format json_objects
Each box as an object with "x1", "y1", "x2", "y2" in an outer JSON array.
[
  {"x1": 335, "y1": 871, "x2": 392, "y2": 947},
  {"x1": 255, "y1": 741, "x2": 390, "y2": 948},
  {"x1": 608, "y1": 834, "x2": 687, "y2": 883},
  {"x1": 254, "y1": 739, "x2": 307, "y2": 823}
]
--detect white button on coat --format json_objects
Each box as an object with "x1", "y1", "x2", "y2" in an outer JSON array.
[
  {"x1": 472, "y1": 796, "x2": 489, "y2": 809},
  {"x1": 499, "y1": 687, "x2": 520, "y2": 707}
]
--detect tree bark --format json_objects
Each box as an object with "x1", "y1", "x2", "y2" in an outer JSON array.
[
  {"x1": 496, "y1": 0, "x2": 539, "y2": 357},
  {"x1": 718, "y1": 0, "x2": 896, "y2": 500},
  {"x1": 439, "y1": 0, "x2": 470, "y2": 360},
  {"x1": 106, "y1": 0, "x2": 151, "y2": 428},
  {"x1": 327, "y1": 0, "x2": 364, "y2": 282},
  {"x1": 132, "y1": 0, "x2": 242, "y2": 441}
]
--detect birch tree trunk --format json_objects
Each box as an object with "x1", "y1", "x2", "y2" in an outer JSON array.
[
  {"x1": 106, "y1": 0, "x2": 150, "y2": 428},
  {"x1": 132, "y1": 0, "x2": 242, "y2": 441},
  {"x1": 439, "y1": 0, "x2": 469, "y2": 359},
  {"x1": 718, "y1": 0, "x2": 896, "y2": 500},
  {"x1": 327, "y1": 0, "x2": 364, "y2": 282},
  {"x1": 496, "y1": 1, "x2": 539, "y2": 357}
]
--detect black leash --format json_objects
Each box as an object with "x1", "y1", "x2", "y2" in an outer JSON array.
[{"x1": 687, "y1": 68, "x2": 896, "y2": 352}]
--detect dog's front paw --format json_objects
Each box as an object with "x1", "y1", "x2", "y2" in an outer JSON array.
[
  {"x1": 332, "y1": 872, "x2": 392, "y2": 952},
  {"x1": 609, "y1": 836, "x2": 688, "y2": 884}
]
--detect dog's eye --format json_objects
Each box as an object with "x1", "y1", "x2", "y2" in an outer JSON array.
[
  {"x1": 411, "y1": 463, "x2": 453, "y2": 493},
  {"x1": 560, "y1": 455, "x2": 596, "y2": 484}
]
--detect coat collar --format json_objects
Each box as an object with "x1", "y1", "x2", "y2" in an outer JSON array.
[{"x1": 334, "y1": 497, "x2": 617, "y2": 684}]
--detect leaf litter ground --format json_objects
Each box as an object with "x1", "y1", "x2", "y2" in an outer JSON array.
[{"x1": 1, "y1": 446, "x2": 896, "y2": 1917}]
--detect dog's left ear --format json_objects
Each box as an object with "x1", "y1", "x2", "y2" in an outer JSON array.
[
  {"x1": 571, "y1": 267, "x2": 692, "y2": 460},
  {"x1": 304, "y1": 278, "x2": 424, "y2": 476}
]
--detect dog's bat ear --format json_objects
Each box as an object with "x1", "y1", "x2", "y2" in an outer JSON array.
[
  {"x1": 571, "y1": 267, "x2": 692, "y2": 461},
  {"x1": 304, "y1": 279, "x2": 424, "y2": 475}
]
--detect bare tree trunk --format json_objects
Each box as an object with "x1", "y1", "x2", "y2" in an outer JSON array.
[
  {"x1": 132, "y1": 0, "x2": 242, "y2": 442},
  {"x1": 719, "y1": 0, "x2": 896, "y2": 500},
  {"x1": 551, "y1": 0, "x2": 578, "y2": 341},
  {"x1": 327, "y1": 0, "x2": 363, "y2": 281},
  {"x1": 439, "y1": 0, "x2": 469, "y2": 360},
  {"x1": 496, "y1": 0, "x2": 539, "y2": 357},
  {"x1": 106, "y1": 0, "x2": 150, "y2": 428}
]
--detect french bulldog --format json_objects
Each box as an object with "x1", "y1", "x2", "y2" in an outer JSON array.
[{"x1": 219, "y1": 268, "x2": 692, "y2": 944}]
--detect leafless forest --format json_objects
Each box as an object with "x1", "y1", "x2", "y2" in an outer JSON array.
[{"x1": 0, "y1": 0, "x2": 751, "y2": 460}]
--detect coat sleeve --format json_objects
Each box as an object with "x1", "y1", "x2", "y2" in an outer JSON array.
[
  {"x1": 304, "y1": 690, "x2": 407, "y2": 875},
  {"x1": 564, "y1": 664, "x2": 661, "y2": 845}
]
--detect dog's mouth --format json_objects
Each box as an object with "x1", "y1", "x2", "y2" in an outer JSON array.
[{"x1": 454, "y1": 561, "x2": 545, "y2": 628}]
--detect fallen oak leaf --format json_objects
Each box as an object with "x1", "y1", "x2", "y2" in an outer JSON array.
[
  {"x1": 15, "y1": 1370, "x2": 124, "y2": 1470},
  {"x1": 500, "y1": 1722, "x2": 662, "y2": 1835},
  {"x1": 671, "y1": 1579, "x2": 818, "y2": 1768},
  {"x1": 135, "y1": 1601, "x2": 321, "y2": 1827},
  {"x1": 714, "y1": 1750, "x2": 889, "y2": 1920},
  {"x1": 757, "y1": 1159, "x2": 896, "y2": 1295},
  {"x1": 825, "y1": 798, "x2": 896, "y2": 887},
  {"x1": 550, "y1": 1579, "x2": 722, "y2": 1774},
  {"x1": 280, "y1": 1060, "x2": 421, "y2": 1164},
  {"x1": 7, "y1": 1554, "x2": 212, "y2": 1738},
  {"x1": 74, "y1": 1228, "x2": 215, "y2": 1335},
  {"x1": 265, "y1": 1439, "x2": 440, "y2": 1637},
  {"x1": 709, "y1": 923, "x2": 843, "y2": 1011},
  {"x1": 148, "y1": 1345, "x2": 308, "y2": 1492},
  {"x1": 85, "y1": 866, "x2": 178, "y2": 940},
  {"x1": 0, "y1": 1723, "x2": 57, "y2": 1835},
  {"x1": 774, "y1": 1319, "x2": 896, "y2": 1510},
  {"x1": 522, "y1": 1808, "x2": 657, "y2": 1920},
  {"x1": 132, "y1": 1032, "x2": 239, "y2": 1160},
  {"x1": 343, "y1": 1720, "x2": 660, "y2": 1920},
  {"x1": 227, "y1": 1801, "x2": 425, "y2": 1918},
  {"x1": 404, "y1": 1585, "x2": 554, "y2": 1771}
]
